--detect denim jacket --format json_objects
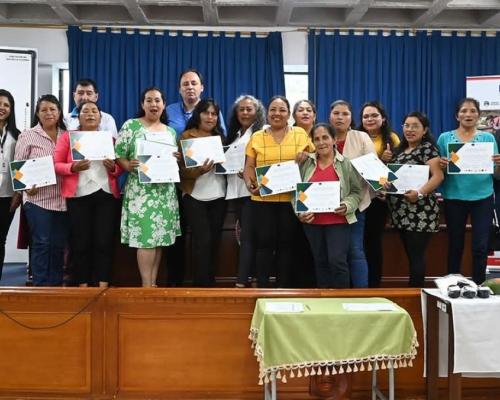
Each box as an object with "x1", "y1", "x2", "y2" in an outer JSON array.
[{"x1": 295, "y1": 151, "x2": 362, "y2": 224}]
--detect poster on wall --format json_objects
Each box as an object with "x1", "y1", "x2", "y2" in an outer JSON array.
[
  {"x1": 466, "y1": 75, "x2": 500, "y2": 136},
  {"x1": 0, "y1": 47, "x2": 37, "y2": 132}
]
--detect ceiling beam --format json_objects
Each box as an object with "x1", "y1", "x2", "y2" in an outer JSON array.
[
  {"x1": 276, "y1": 0, "x2": 296, "y2": 26},
  {"x1": 412, "y1": 0, "x2": 452, "y2": 27},
  {"x1": 46, "y1": 0, "x2": 78, "y2": 24},
  {"x1": 477, "y1": 10, "x2": 500, "y2": 26},
  {"x1": 202, "y1": 0, "x2": 217, "y2": 25},
  {"x1": 345, "y1": 0, "x2": 375, "y2": 26},
  {"x1": 0, "y1": 4, "x2": 7, "y2": 21},
  {"x1": 121, "y1": 0, "x2": 148, "y2": 24}
]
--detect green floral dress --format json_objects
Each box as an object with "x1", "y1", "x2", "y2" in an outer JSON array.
[{"x1": 115, "y1": 119, "x2": 181, "y2": 248}]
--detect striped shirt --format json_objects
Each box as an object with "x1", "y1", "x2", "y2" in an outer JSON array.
[{"x1": 14, "y1": 123, "x2": 66, "y2": 211}]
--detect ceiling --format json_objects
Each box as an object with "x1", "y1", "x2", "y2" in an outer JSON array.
[{"x1": 0, "y1": 0, "x2": 499, "y2": 29}]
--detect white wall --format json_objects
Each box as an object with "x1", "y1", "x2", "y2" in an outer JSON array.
[{"x1": 282, "y1": 31, "x2": 308, "y2": 66}]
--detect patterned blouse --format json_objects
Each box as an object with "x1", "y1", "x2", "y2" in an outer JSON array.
[{"x1": 387, "y1": 141, "x2": 440, "y2": 233}]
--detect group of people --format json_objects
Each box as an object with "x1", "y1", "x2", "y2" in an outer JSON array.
[{"x1": 0, "y1": 69, "x2": 498, "y2": 288}]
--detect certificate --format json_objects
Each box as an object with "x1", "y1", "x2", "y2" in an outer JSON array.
[
  {"x1": 386, "y1": 164, "x2": 429, "y2": 194},
  {"x1": 70, "y1": 131, "x2": 115, "y2": 161},
  {"x1": 180, "y1": 136, "x2": 226, "y2": 168},
  {"x1": 255, "y1": 160, "x2": 301, "y2": 197},
  {"x1": 350, "y1": 153, "x2": 397, "y2": 191},
  {"x1": 138, "y1": 154, "x2": 179, "y2": 183},
  {"x1": 447, "y1": 142, "x2": 494, "y2": 174},
  {"x1": 9, "y1": 156, "x2": 57, "y2": 191},
  {"x1": 145, "y1": 131, "x2": 176, "y2": 146},
  {"x1": 136, "y1": 139, "x2": 177, "y2": 157},
  {"x1": 215, "y1": 142, "x2": 246, "y2": 174},
  {"x1": 295, "y1": 181, "x2": 340, "y2": 213}
]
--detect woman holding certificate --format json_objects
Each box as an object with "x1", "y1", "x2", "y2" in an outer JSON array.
[
  {"x1": 54, "y1": 101, "x2": 121, "y2": 287},
  {"x1": 329, "y1": 100, "x2": 375, "y2": 288},
  {"x1": 297, "y1": 123, "x2": 362, "y2": 288},
  {"x1": 387, "y1": 112, "x2": 443, "y2": 287},
  {"x1": 0, "y1": 89, "x2": 21, "y2": 279},
  {"x1": 438, "y1": 98, "x2": 500, "y2": 284},
  {"x1": 293, "y1": 100, "x2": 316, "y2": 136},
  {"x1": 226, "y1": 95, "x2": 266, "y2": 288},
  {"x1": 14, "y1": 94, "x2": 67, "y2": 286},
  {"x1": 179, "y1": 98, "x2": 226, "y2": 287},
  {"x1": 357, "y1": 101, "x2": 400, "y2": 288},
  {"x1": 115, "y1": 87, "x2": 180, "y2": 287},
  {"x1": 244, "y1": 96, "x2": 314, "y2": 288}
]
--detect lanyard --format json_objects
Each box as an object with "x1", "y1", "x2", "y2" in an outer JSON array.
[{"x1": 0, "y1": 126, "x2": 7, "y2": 155}]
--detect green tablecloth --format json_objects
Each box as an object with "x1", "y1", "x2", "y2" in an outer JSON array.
[{"x1": 249, "y1": 298, "x2": 418, "y2": 384}]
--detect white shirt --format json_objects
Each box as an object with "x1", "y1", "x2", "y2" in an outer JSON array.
[
  {"x1": 190, "y1": 169, "x2": 226, "y2": 201},
  {"x1": 75, "y1": 161, "x2": 111, "y2": 197},
  {"x1": 0, "y1": 126, "x2": 16, "y2": 197},
  {"x1": 64, "y1": 111, "x2": 118, "y2": 139},
  {"x1": 225, "y1": 127, "x2": 252, "y2": 200}
]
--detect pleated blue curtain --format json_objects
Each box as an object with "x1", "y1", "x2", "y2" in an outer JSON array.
[
  {"x1": 67, "y1": 26, "x2": 285, "y2": 127},
  {"x1": 309, "y1": 29, "x2": 500, "y2": 136}
]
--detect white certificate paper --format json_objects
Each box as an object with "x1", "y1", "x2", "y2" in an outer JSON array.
[
  {"x1": 350, "y1": 153, "x2": 397, "y2": 191},
  {"x1": 255, "y1": 160, "x2": 301, "y2": 196},
  {"x1": 265, "y1": 302, "x2": 305, "y2": 313},
  {"x1": 215, "y1": 142, "x2": 246, "y2": 174},
  {"x1": 145, "y1": 131, "x2": 177, "y2": 146},
  {"x1": 386, "y1": 164, "x2": 430, "y2": 194},
  {"x1": 295, "y1": 181, "x2": 341, "y2": 212},
  {"x1": 138, "y1": 154, "x2": 179, "y2": 183},
  {"x1": 447, "y1": 142, "x2": 494, "y2": 174},
  {"x1": 180, "y1": 136, "x2": 226, "y2": 168},
  {"x1": 70, "y1": 131, "x2": 115, "y2": 161},
  {"x1": 9, "y1": 156, "x2": 57, "y2": 191},
  {"x1": 136, "y1": 139, "x2": 177, "y2": 157}
]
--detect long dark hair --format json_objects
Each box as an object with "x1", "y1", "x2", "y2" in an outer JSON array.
[
  {"x1": 185, "y1": 98, "x2": 224, "y2": 138},
  {"x1": 32, "y1": 94, "x2": 66, "y2": 130},
  {"x1": 329, "y1": 99, "x2": 356, "y2": 129},
  {"x1": 226, "y1": 95, "x2": 266, "y2": 144},
  {"x1": 77, "y1": 100, "x2": 102, "y2": 130},
  {"x1": 0, "y1": 89, "x2": 20, "y2": 139},
  {"x1": 455, "y1": 97, "x2": 480, "y2": 118},
  {"x1": 136, "y1": 87, "x2": 168, "y2": 124},
  {"x1": 357, "y1": 101, "x2": 396, "y2": 148},
  {"x1": 394, "y1": 111, "x2": 437, "y2": 155}
]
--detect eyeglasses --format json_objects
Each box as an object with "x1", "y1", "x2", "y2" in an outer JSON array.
[
  {"x1": 402, "y1": 123, "x2": 422, "y2": 130},
  {"x1": 362, "y1": 113, "x2": 381, "y2": 120}
]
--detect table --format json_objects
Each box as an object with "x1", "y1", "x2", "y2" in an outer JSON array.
[
  {"x1": 423, "y1": 289, "x2": 500, "y2": 400},
  {"x1": 249, "y1": 298, "x2": 418, "y2": 400}
]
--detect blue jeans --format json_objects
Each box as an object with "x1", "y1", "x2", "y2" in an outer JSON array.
[
  {"x1": 24, "y1": 202, "x2": 68, "y2": 286},
  {"x1": 349, "y1": 210, "x2": 368, "y2": 288},
  {"x1": 303, "y1": 223, "x2": 351, "y2": 288},
  {"x1": 444, "y1": 196, "x2": 493, "y2": 284}
]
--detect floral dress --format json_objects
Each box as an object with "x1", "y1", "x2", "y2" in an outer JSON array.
[
  {"x1": 387, "y1": 141, "x2": 440, "y2": 233},
  {"x1": 115, "y1": 119, "x2": 181, "y2": 248}
]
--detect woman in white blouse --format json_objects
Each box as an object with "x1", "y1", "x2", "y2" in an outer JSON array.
[
  {"x1": 225, "y1": 95, "x2": 266, "y2": 287},
  {"x1": 54, "y1": 101, "x2": 121, "y2": 287}
]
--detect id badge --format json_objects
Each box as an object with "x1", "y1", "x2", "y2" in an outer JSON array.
[{"x1": 0, "y1": 159, "x2": 8, "y2": 174}]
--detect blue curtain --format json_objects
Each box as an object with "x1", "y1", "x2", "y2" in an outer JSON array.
[
  {"x1": 309, "y1": 29, "x2": 500, "y2": 136},
  {"x1": 67, "y1": 26, "x2": 285, "y2": 127}
]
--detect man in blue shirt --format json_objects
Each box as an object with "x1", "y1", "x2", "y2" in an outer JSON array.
[{"x1": 166, "y1": 69, "x2": 226, "y2": 138}]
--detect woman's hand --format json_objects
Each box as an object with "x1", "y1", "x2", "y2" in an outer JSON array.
[
  {"x1": 26, "y1": 185, "x2": 38, "y2": 196},
  {"x1": 334, "y1": 204, "x2": 347, "y2": 216},
  {"x1": 71, "y1": 160, "x2": 91, "y2": 173},
  {"x1": 492, "y1": 154, "x2": 500, "y2": 167},
  {"x1": 298, "y1": 212, "x2": 314, "y2": 224},
  {"x1": 295, "y1": 151, "x2": 309, "y2": 164},
  {"x1": 381, "y1": 143, "x2": 393, "y2": 163},
  {"x1": 200, "y1": 158, "x2": 214, "y2": 174},
  {"x1": 9, "y1": 192, "x2": 22, "y2": 212},
  {"x1": 237, "y1": 170, "x2": 244, "y2": 179},
  {"x1": 404, "y1": 190, "x2": 419, "y2": 203},
  {"x1": 172, "y1": 151, "x2": 182, "y2": 162},
  {"x1": 127, "y1": 159, "x2": 140, "y2": 172},
  {"x1": 245, "y1": 179, "x2": 260, "y2": 195},
  {"x1": 102, "y1": 159, "x2": 116, "y2": 172},
  {"x1": 439, "y1": 157, "x2": 449, "y2": 170}
]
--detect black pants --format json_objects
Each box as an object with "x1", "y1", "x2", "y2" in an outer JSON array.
[
  {"x1": 0, "y1": 197, "x2": 15, "y2": 280},
  {"x1": 399, "y1": 230, "x2": 432, "y2": 287},
  {"x1": 182, "y1": 195, "x2": 226, "y2": 287},
  {"x1": 234, "y1": 197, "x2": 256, "y2": 286},
  {"x1": 364, "y1": 197, "x2": 388, "y2": 287},
  {"x1": 165, "y1": 188, "x2": 186, "y2": 287},
  {"x1": 251, "y1": 201, "x2": 298, "y2": 288},
  {"x1": 67, "y1": 190, "x2": 117, "y2": 285}
]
